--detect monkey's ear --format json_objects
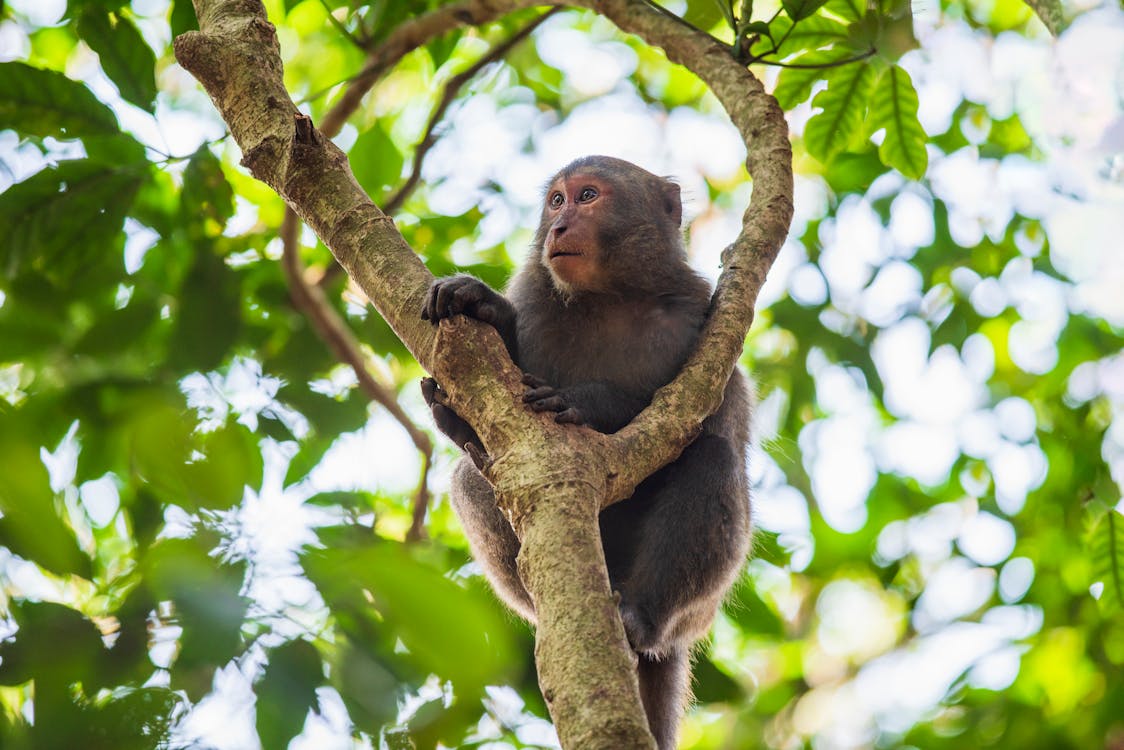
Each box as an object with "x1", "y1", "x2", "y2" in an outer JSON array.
[{"x1": 661, "y1": 180, "x2": 682, "y2": 227}]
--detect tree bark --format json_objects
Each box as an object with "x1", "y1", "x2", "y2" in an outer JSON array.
[{"x1": 173, "y1": 1, "x2": 793, "y2": 746}]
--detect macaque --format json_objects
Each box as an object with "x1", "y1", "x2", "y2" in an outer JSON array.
[{"x1": 421, "y1": 155, "x2": 751, "y2": 749}]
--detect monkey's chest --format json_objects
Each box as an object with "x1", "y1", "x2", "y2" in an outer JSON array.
[{"x1": 520, "y1": 310, "x2": 690, "y2": 392}]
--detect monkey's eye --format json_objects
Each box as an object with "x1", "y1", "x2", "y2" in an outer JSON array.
[
  {"x1": 549, "y1": 192, "x2": 564, "y2": 209},
  {"x1": 578, "y1": 187, "x2": 598, "y2": 202}
]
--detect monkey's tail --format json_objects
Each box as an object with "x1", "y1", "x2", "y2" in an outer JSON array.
[{"x1": 637, "y1": 647, "x2": 691, "y2": 750}]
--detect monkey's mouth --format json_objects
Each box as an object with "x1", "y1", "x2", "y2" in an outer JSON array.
[{"x1": 548, "y1": 249, "x2": 583, "y2": 259}]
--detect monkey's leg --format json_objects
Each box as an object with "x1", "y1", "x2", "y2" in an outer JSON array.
[
  {"x1": 618, "y1": 433, "x2": 750, "y2": 654},
  {"x1": 637, "y1": 647, "x2": 691, "y2": 750},
  {"x1": 449, "y1": 458, "x2": 535, "y2": 622}
]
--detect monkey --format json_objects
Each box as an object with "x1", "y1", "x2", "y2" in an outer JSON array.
[{"x1": 420, "y1": 155, "x2": 751, "y2": 749}]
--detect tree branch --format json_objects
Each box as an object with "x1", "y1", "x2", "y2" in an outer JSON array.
[
  {"x1": 1022, "y1": 0, "x2": 1067, "y2": 35},
  {"x1": 174, "y1": 0, "x2": 792, "y2": 746}
]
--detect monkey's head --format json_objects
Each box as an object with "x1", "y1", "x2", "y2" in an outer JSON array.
[{"x1": 534, "y1": 156, "x2": 685, "y2": 296}]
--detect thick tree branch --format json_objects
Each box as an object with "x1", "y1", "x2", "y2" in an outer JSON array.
[
  {"x1": 174, "y1": 1, "x2": 792, "y2": 746},
  {"x1": 1023, "y1": 0, "x2": 1067, "y2": 35}
]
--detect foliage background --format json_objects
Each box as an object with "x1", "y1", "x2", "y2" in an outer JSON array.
[{"x1": 0, "y1": 0, "x2": 1122, "y2": 748}]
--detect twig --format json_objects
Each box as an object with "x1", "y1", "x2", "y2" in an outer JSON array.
[
  {"x1": 761, "y1": 46, "x2": 877, "y2": 69},
  {"x1": 279, "y1": 210, "x2": 435, "y2": 538}
]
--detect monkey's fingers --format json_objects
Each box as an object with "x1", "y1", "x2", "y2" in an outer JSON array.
[
  {"x1": 521, "y1": 373, "x2": 549, "y2": 388},
  {"x1": 449, "y1": 282, "x2": 484, "y2": 316},
  {"x1": 420, "y1": 377, "x2": 447, "y2": 407},
  {"x1": 554, "y1": 408, "x2": 584, "y2": 425},
  {"x1": 525, "y1": 393, "x2": 569, "y2": 413}
]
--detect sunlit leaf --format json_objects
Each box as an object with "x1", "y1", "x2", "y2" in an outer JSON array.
[
  {"x1": 0, "y1": 432, "x2": 91, "y2": 579},
  {"x1": 76, "y1": 9, "x2": 158, "y2": 113},
  {"x1": 804, "y1": 60, "x2": 878, "y2": 161},
  {"x1": 772, "y1": 46, "x2": 860, "y2": 109},
  {"x1": 782, "y1": 0, "x2": 831, "y2": 22},
  {"x1": 869, "y1": 64, "x2": 928, "y2": 179}
]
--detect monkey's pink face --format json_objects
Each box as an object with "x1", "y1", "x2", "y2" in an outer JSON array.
[{"x1": 541, "y1": 173, "x2": 612, "y2": 292}]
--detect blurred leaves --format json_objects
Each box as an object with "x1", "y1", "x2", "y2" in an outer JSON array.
[
  {"x1": 76, "y1": 9, "x2": 157, "y2": 113},
  {"x1": 0, "y1": 62, "x2": 118, "y2": 137}
]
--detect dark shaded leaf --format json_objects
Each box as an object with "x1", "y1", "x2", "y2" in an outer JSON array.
[
  {"x1": 692, "y1": 652, "x2": 746, "y2": 703},
  {"x1": 76, "y1": 9, "x2": 158, "y2": 113},
  {"x1": 255, "y1": 640, "x2": 323, "y2": 749},
  {"x1": 0, "y1": 602, "x2": 103, "y2": 687},
  {"x1": 181, "y1": 145, "x2": 235, "y2": 233},
  {"x1": 351, "y1": 123, "x2": 404, "y2": 201},
  {"x1": 0, "y1": 62, "x2": 118, "y2": 138},
  {"x1": 0, "y1": 160, "x2": 145, "y2": 282},
  {"x1": 168, "y1": 247, "x2": 243, "y2": 372},
  {"x1": 145, "y1": 537, "x2": 249, "y2": 700}
]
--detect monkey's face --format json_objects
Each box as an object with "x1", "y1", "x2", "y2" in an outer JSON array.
[{"x1": 539, "y1": 171, "x2": 613, "y2": 294}]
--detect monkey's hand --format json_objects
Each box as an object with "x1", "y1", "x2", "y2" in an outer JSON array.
[
  {"x1": 521, "y1": 374, "x2": 585, "y2": 425},
  {"x1": 421, "y1": 377, "x2": 488, "y2": 467},
  {"x1": 421, "y1": 275, "x2": 515, "y2": 330}
]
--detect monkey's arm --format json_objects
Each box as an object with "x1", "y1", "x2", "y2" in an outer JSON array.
[
  {"x1": 522, "y1": 375, "x2": 649, "y2": 433},
  {"x1": 421, "y1": 275, "x2": 519, "y2": 359}
]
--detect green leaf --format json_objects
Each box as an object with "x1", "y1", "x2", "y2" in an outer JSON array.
[
  {"x1": 181, "y1": 145, "x2": 235, "y2": 233},
  {"x1": 76, "y1": 9, "x2": 158, "y2": 113},
  {"x1": 692, "y1": 652, "x2": 746, "y2": 703},
  {"x1": 170, "y1": 0, "x2": 199, "y2": 37},
  {"x1": 302, "y1": 543, "x2": 517, "y2": 693},
  {"x1": 824, "y1": 0, "x2": 863, "y2": 21},
  {"x1": 145, "y1": 537, "x2": 249, "y2": 700},
  {"x1": 869, "y1": 64, "x2": 928, "y2": 179},
  {"x1": 0, "y1": 160, "x2": 145, "y2": 281},
  {"x1": 775, "y1": 15, "x2": 852, "y2": 56},
  {"x1": 0, "y1": 62, "x2": 118, "y2": 138},
  {"x1": 782, "y1": 0, "x2": 831, "y2": 22},
  {"x1": 683, "y1": 0, "x2": 733, "y2": 31},
  {"x1": 255, "y1": 640, "x2": 323, "y2": 749},
  {"x1": 772, "y1": 46, "x2": 859, "y2": 109},
  {"x1": 0, "y1": 602, "x2": 104, "y2": 687},
  {"x1": 804, "y1": 61, "x2": 878, "y2": 161},
  {"x1": 350, "y1": 123, "x2": 404, "y2": 201},
  {"x1": 1087, "y1": 501, "x2": 1124, "y2": 614},
  {"x1": 184, "y1": 422, "x2": 264, "y2": 509},
  {"x1": 168, "y1": 247, "x2": 243, "y2": 372},
  {"x1": 333, "y1": 642, "x2": 400, "y2": 735},
  {"x1": 0, "y1": 431, "x2": 92, "y2": 579}
]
